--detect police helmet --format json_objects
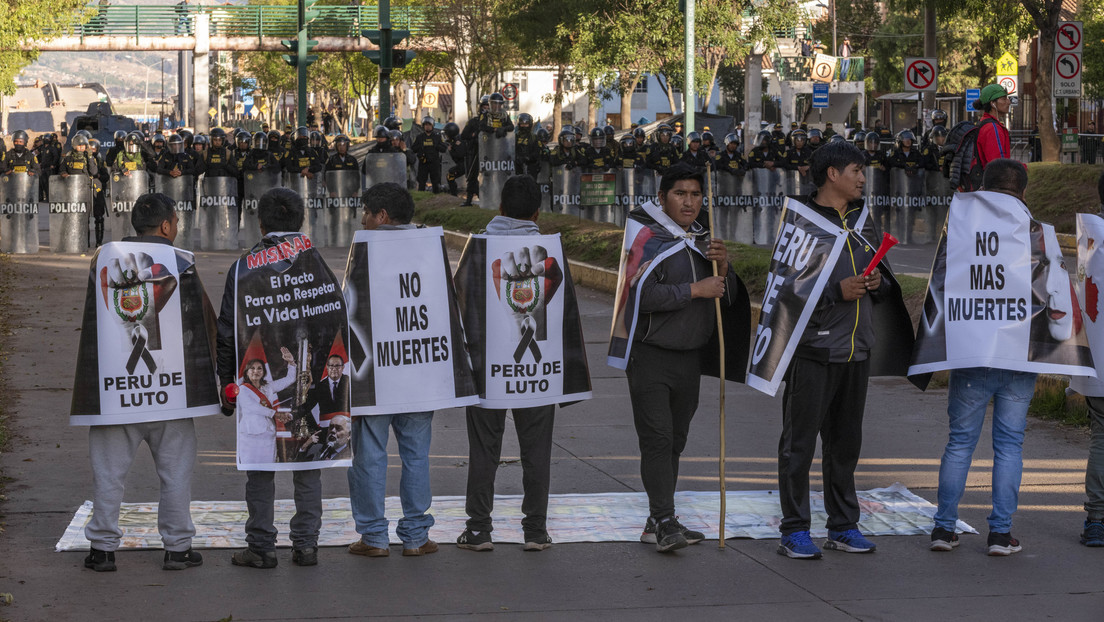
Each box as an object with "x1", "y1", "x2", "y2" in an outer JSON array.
[
  {"x1": 334, "y1": 135, "x2": 350, "y2": 151},
  {"x1": 807, "y1": 128, "x2": 823, "y2": 143},
  {"x1": 373, "y1": 125, "x2": 389, "y2": 140},
  {"x1": 12, "y1": 130, "x2": 28, "y2": 146},
  {"x1": 557, "y1": 129, "x2": 575, "y2": 148},
  {"x1": 572, "y1": 125, "x2": 583, "y2": 138},
  {"x1": 168, "y1": 134, "x2": 185, "y2": 153},
  {"x1": 421, "y1": 115, "x2": 435, "y2": 128},
  {"x1": 620, "y1": 134, "x2": 635, "y2": 150},
  {"x1": 383, "y1": 116, "x2": 401, "y2": 131},
  {"x1": 632, "y1": 127, "x2": 646, "y2": 140},
  {"x1": 177, "y1": 129, "x2": 192, "y2": 144},
  {"x1": 687, "y1": 131, "x2": 702, "y2": 144},
  {"x1": 125, "y1": 132, "x2": 142, "y2": 153},
  {"x1": 310, "y1": 130, "x2": 323, "y2": 147},
  {"x1": 76, "y1": 129, "x2": 93, "y2": 140},
  {"x1": 656, "y1": 124, "x2": 673, "y2": 142},
  {"x1": 489, "y1": 92, "x2": 505, "y2": 108},
  {"x1": 389, "y1": 129, "x2": 403, "y2": 141},
  {"x1": 535, "y1": 127, "x2": 550, "y2": 143},
  {"x1": 603, "y1": 124, "x2": 615, "y2": 137},
  {"x1": 896, "y1": 130, "x2": 916, "y2": 148},
  {"x1": 755, "y1": 130, "x2": 772, "y2": 148},
  {"x1": 518, "y1": 113, "x2": 533, "y2": 129},
  {"x1": 192, "y1": 134, "x2": 209, "y2": 149},
  {"x1": 444, "y1": 122, "x2": 460, "y2": 139},
  {"x1": 791, "y1": 129, "x2": 807, "y2": 146},
  {"x1": 852, "y1": 130, "x2": 867, "y2": 146},
  {"x1": 479, "y1": 94, "x2": 490, "y2": 107},
  {"x1": 671, "y1": 135, "x2": 684, "y2": 151},
  {"x1": 268, "y1": 130, "x2": 282, "y2": 144},
  {"x1": 701, "y1": 131, "x2": 714, "y2": 145},
  {"x1": 589, "y1": 127, "x2": 605, "y2": 148},
  {"x1": 113, "y1": 130, "x2": 127, "y2": 143},
  {"x1": 236, "y1": 131, "x2": 251, "y2": 149},
  {"x1": 71, "y1": 134, "x2": 89, "y2": 149},
  {"x1": 931, "y1": 125, "x2": 948, "y2": 146},
  {"x1": 932, "y1": 109, "x2": 948, "y2": 125},
  {"x1": 252, "y1": 132, "x2": 268, "y2": 151},
  {"x1": 292, "y1": 126, "x2": 307, "y2": 140},
  {"x1": 88, "y1": 138, "x2": 101, "y2": 153},
  {"x1": 723, "y1": 132, "x2": 739, "y2": 146},
  {"x1": 210, "y1": 127, "x2": 227, "y2": 141},
  {"x1": 864, "y1": 133, "x2": 880, "y2": 150},
  {"x1": 828, "y1": 134, "x2": 845, "y2": 143},
  {"x1": 152, "y1": 134, "x2": 166, "y2": 149}
]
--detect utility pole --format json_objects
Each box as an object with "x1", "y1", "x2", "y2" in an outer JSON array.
[
  {"x1": 923, "y1": 0, "x2": 936, "y2": 123},
  {"x1": 364, "y1": 0, "x2": 417, "y2": 122},
  {"x1": 683, "y1": 0, "x2": 695, "y2": 143},
  {"x1": 281, "y1": 0, "x2": 320, "y2": 127}
]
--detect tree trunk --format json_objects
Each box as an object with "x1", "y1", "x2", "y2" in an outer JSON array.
[
  {"x1": 619, "y1": 72, "x2": 640, "y2": 130},
  {"x1": 1036, "y1": 30, "x2": 1061, "y2": 162},
  {"x1": 552, "y1": 63, "x2": 565, "y2": 137},
  {"x1": 658, "y1": 74, "x2": 679, "y2": 114},
  {"x1": 703, "y1": 59, "x2": 722, "y2": 110}
]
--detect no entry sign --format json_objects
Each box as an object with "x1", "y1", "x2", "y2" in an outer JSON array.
[{"x1": 904, "y1": 57, "x2": 937, "y2": 92}]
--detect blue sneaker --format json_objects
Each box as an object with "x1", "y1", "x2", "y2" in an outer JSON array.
[
  {"x1": 1081, "y1": 520, "x2": 1104, "y2": 547},
  {"x1": 778, "y1": 531, "x2": 822, "y2": 559},
  {"x1": 824, "y1": 529, "x2": 877, "y2": 553}
]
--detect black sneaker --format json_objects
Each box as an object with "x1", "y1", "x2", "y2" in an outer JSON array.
[
  {"x1": 987, "y1": 532, "x2": 1022, "y2": 556},
  {"x1": 292, "y1": 547, "x2": 318, "y2": 566},
  {"x1": 523, "y1": 533, "x2": 553, "y2": 552},
  {"x1": 641, "y1": 516, "x2": 705, "y2": 545},
  {"x1": 456, "y1": 529, "x2": 494, "y2": 551},
  {"x1": 930, "y1": 527, "x2": 960, "y2": 552},
  {"x1": 654, "y1": 517, "x2": 688, "y2": 553},
  {"x1": 230, "y1": 548, "x2": 278, "y2": 569},
  {"x1": 84, "y1": 547, "x2": 116, "y2": 572},
  {"x1": 163, "y1": 548, "x2": 203, "y2": 570},
  {"x1": 1081, "y1": 519, "x2": 1104, "y2": 547}
]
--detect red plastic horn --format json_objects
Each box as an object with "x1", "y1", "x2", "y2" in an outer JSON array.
[{"x1": 862, "y1": 232, "x2": 899, "y2": 277}]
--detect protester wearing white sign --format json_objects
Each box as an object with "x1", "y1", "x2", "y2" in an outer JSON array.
[{"x1": 76, "y1": 193, "x2": 215, "y2": 572}]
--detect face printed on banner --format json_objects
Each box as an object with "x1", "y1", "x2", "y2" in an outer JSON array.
[
  {"x1": 326, "y1": 355, "x2": 344, "y2": 381},
  {"x1": 1038, "y1": 225, "x2": 1075, "y2": 341},
  {"x1": 245, "y1": 359, "x2": 266, "y2": 387},
  {"x1": 330, "y1": 414, "x2": 351, "y2": 447},
  {"x1": 658, "y1": 179, "x2": 703, "y2": 231}
]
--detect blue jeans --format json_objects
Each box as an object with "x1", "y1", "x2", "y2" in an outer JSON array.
[
  {"x1": 348, "y1": 412, "x2": 435, "y2": 549},
  {"x1": 934, "y1": 367, "x2": 1036, "y2": 533}
]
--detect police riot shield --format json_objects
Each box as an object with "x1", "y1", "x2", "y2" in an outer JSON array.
[
  {"x1": 863, "y1": 166, "x2": 891, "y2": 240},
  {"x1": 283, "y1": 173, "x2": 326, "y2": 246},
  {"x1": 751, "y1": 168, "x2": 783, "y2": 245},
  {"x1": 242, "y1": 170, "x2": 280, "y2": 246},
  {"x1": 781, "y1": 169, "x2": 816, "y2": 199},
  {"x1": 1, "y1": 173, "x2": 40, "y2": 254},
  {"x1": 537, "y1": 161, "x2": 553, "y2": 213},
  {"x1": 48, "y1": 175, "x2": 93, "y2": 253},
  {"x1": 551, "y1": 165, "x2": 581, "y2": 213},
  {"x1": 325, "y1": 169, "x2": 361, "y2": 248},
  {"x1": 198, "y1": 176, "x2": 239, "y2": 250},
  {"x1": 712, "y1": 172, "x2": 751, "y2": 245},
  {"x1": 362, "y1": 153, "x2": 407, "y2": 190},
  {"x1": 889, "y1": 168, "x2": 927, "y2": 244},
  {"x1": 479, "y1": 133, "x2": 516, "y2": 212},
  {"x1": 616, "y1": 168, "x2": 652, "y2": 222},
  {"x1": 925, "y1": 170, "x2": 953, "y2": 245},
  {"x1": 108, "y1": 170, "x2": 148, "y2": 243},
  {"x1": 154, "y1": 174, "x2": 197, "y2": 250}
]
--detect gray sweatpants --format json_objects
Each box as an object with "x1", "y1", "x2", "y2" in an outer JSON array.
[
  {"x1": 85, "y1": 419, "x2": 197, "y2": 552},
  {"x1": 244, "y1": 469, "x2": 322, "y2": 551},
  {"x1": 1085, "y1": 396, "x2": 1104, "y2": 520}
]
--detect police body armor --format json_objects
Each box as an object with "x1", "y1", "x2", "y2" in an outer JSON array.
[
  {"x1": 241, "y1": 170, "x2": 280, "y2": 246},
  {"x1": 108, "y1": 170, "x2": 150, "y2": 243},
  {"x1": 154, "y1": 174, "x2": 198, "y2": 250},
  {"x1": 48, "y1": 174, "x2": 93, "y2": 253},
  {"x1": 750, "y1": 168, "x2": 783, "y2": 246},
  {"x1": 551, "y1": 165, "x2": 582, "y2": 213},
  {"x1": 198, "y1": 175, "x2": 239, "y2": 250},
  {"x1": 479, "y1": 133, "x2": 515, "y2": 213},
  {"x1": 863, "y1": 166, "x2": 892, "y2": 241},
  {"x1": 325, "y1": 169, "x2": 361, "y2": 248},
  {"x1": 362, "y1": 152, "x2": 408, "y2": 191},
  {"x1": 0, "y1": 173, "x2": 40, "y2": 254}
]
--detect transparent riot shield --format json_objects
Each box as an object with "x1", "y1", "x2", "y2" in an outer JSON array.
[
  {"x1": 863, "y1": 166, "x2": 891, "y2": 239},
  {"x1": 48, "y1": 175, "x2": 93, "y2": 253},
  {"x1": 326, "y1": 169, "x2": 361, "y2": 248},
  {"x1": 242, "y1": 170, "x2": 280, "y2": 247},
  {"x1": 551, "y1": 165, "x2": 581, "y2": 214},
  {"x1": 284, "y1": 173, "x2": 326, "y2": 246},
  {"x1": 751, "y1": 168, "x2": 783, "y2": 245},
  {"x1": 925, "y1": 170, "x2": 953, "y2": 245},
  {"x1": 889, "y1": 168, "x2": 927, "y2": 244},
  {"x1": 198, "y1": 176, "x2": 239, "y2": 250},
  {"x1": 1, "y1": 173, "x2": 40, "y2": 254},
  {"x1": 781, "y1": 169, "x2": 816, "y2": 199},
  {"x1": 362, "y1": 153, "x2": 408, "y2": 190},
  {"x1": 579, "y1": 172, "x2": 617, "y2": 225},
  {"x1": 537, "y1": 161, "x2": 553, "y2": 213},
  {"x1": 617, "y1": 168, "x2": 654, "y2": 225},
  {"x1": 712, "y1": 172, "x2": 750, "y2": 244},
  {"x1": 154, "y1": 174, "x2": 197, "y2": 250},
  {"x1": 108, "y1": 170, "x2": 148, "y2": 243},
  {"x1": 479, "y1": 133, "x2": 516, "y2": 212}
]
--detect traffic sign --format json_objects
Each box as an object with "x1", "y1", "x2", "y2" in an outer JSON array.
[
  {"x1": 1054, "y1": 52, "x2": 1082, "y2": 97},
  {"x1": 904, "y1": 57, "x2": 937, "y2": 92},
  {"x1": 965, "y1": 88, "x2": 980, "y2": 112},
  {"x1": 1056, "y1": 21, "x2": 1083, "y2": 54},
  {"x1": 422, "y1": 85, "x2": 440, "y2": 109},
  {"x1": 501, "y1": 82, "x2": 519, "y2": 111},
  {"x1": 997, "y1": 75, "x2": 1018, "y2": 97},
  {"x1": 812, "y1": 82, "x2": 829, "y2": 109},
  {"x1": 811, "y1": 54, "x2": 836, "y2": 83},
  {"x1": 996, "y1": 52, "x2": 1018, "y2": 76}
]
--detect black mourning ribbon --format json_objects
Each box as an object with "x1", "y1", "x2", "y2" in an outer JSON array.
[
  {"x1": 512, "y1": 323, "x2": 542, "y2": 364},
  {"x1": 126, "y1": 329, "x2": 157, "y2": 375}
]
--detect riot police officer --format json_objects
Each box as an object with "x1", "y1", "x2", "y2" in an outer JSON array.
[
  {"x1": 603, "y1": 124, "x2": 619, "y2": 162},
  {"x1": 156, "y1": 134, "x2": 198, "y2": 177},
  {"x1": 0, "y1": 130, "x2": 40, "y2": 176},
  {"x1": 583, "y1": 127, "x2": 613, "y2": 172},
  {"x1": 852, "y1": 130, "x2": 867, "y2": 150},
  {"x1": 632, "y1": 127, "x2": 649, "y2": 159},
  {"x1": 701, "y1": 130, "x2": 718, "y2": 158},
  {"x1": 922, "y1": 109, "x2": 948, "y2": 148},
  {"x1": 922, "y1": 126, "x2": 951, "y2": 177},
  {"x1": 309, "y1": 130, "x2": 327, "y2": 162},
  {"x1": 822, "y1": 122, "x2": 837, "y2": 139},
  {"x1": 368, "y1": 125, "x2": 395, "y2": 153},
  {"x1": 680, "y1": 132, "x2": 711, "y2": 171},
  {"x1": 716, "y1": 133, "x2": 745, "y2": 175},
  {"x1": 103, "y1": 130, "x2": 127, "y2": 171},
  {"x1": 391, "y1": 129, "x2": 416, "y2": 189},
  {"x1": 200, "y1": 128, "x2": 239, "y2": 178},
  {"x1": 234, "y1": 131, "x2": 251, "y2": 174},
  {"x1": 747, "y1": 130, "x2": 779, "y2": 170},
  {"x1": 244, "y1": 132, "x2": 280, "y2": 172},
  {"x1": 863, "y1": 132, "x2": 888, "y2": 169},
  {"x1": 806, "y1": 128, "x2": 824, "y2": 152},
  {"x1": 326, "y1": 135, "x2": 358, "y2": 171},
  {"x1": 459, "y1": 95, "x2": 490, "y2": 205},
  {"x1": 112, "y1": 132, "x2": 148, "y2": 175},
  {"x1": 87, "y1": 138, "x2": 110, "y2": 246},
  {"x1": 267, "y1": 130, "x2": 283, "y2": 158},
  {"x1": 886, "y1": 130, "x2": 924, "y2": 174},
  {"x1": 782, "y1": 129, "x2": 812, "y2": 174},
  {"x1": 443, "y1": 122, "x2": 467, "y2": 196},
  {"x1": 479, "y1": 92, "x2": 514, "y2": 137},
  {"x1": 149, "y1": 134, "x2": 168, "y2": 172},
  {"x1": 645, "y1": 124, "x2": 678, "y2": 174},
  {"x1": 549, "y1": 129, "x2": 582, "y2": 169},
  {"x1": 60, "y1": 134, "x2": 98, "y2": 178},
  {"x1": 771, "y1": 122, "x2": 787, "y2": 151},
  {"x1": 618, "y1": 134, "x2": 646, "y2": 169},
  {"x1": 412, "y1": 117, "x2": 446, "y2": 192},
  {"x1": 191, "y1": 134, "x2": 209, "y2": 161},
  {"x1": 282, "y1": 127, "x2": 324, "y2": 179},
  {"x1": 514, "y1": 113, "x2": 543, "y2": 179}
]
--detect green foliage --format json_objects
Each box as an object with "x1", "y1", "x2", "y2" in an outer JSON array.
[
  {"x1": 809, "y1": 0, "x2": 882, "y2": 53},
  {"x1": 0, "y1": 0, "x2": 87, "y2": 95},
  {"x1": 1081, "y1": 0, "x2": 1104, "y2": 99},
  {"x1": 1030, "y1": 375, "x2": 1090, "y2": 427},
  {"x1": 1023, "y1": 162, "x2": 1104, "y2": 233}
]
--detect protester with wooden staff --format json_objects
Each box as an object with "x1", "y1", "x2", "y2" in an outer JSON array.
[{"x1": 704, "y1": 164, "x2": 728, "y2": 548}]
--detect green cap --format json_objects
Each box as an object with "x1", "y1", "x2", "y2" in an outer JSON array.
[{"x1": 980, "y1": 83, "x2": 1009, "y2": 104}]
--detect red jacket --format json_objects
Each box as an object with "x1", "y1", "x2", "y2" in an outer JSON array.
[{"x1": 975, "y1": 113, "x2": 1010, "y2": 168}]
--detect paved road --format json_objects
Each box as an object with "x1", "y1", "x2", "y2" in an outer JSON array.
[{"x1": 0, "y1": 244, "x2": 1101, "y2": 621}]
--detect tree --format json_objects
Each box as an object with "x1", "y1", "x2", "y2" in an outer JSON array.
[
  {"x1": 426, "y1": 0, "x2": 518, "y2": 118},
  {"x1": 1020, "y1": 0, "x2": 1069, "y2": 161},
  {"x1": 240, "y1": 52, "x2": 295, "y2": 125},
  {"x1": 809, "y1": 0, "x2": 883, "y2": 54},
  {"x1": 339, "y1": 51, "x2": 379, "y2": 134},
  {"x1": 0, "y1": 0, "x2": 88, "y2": 95},
  {"x1": 1082, "y1": 0, "x2": 1104, "y2": 100},
  {"x1": 395, "y1": 51, "x2": 450, "y2": 120}
]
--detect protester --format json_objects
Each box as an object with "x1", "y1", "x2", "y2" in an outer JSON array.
[
  {"x1": 972, "y1": 84, "x2": 1012, "y2": 171},
  {"x1": 346, "y1": 182, "x2": 438, "y2": 559},
  {"x1": 773, "y1": 141, "x2": 891, "y2": 560},
  {"x1": 930, "y1": 159, "x2": 1036, "y2": 556}
]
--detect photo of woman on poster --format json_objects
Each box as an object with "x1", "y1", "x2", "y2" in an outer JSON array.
[{"x1": 236, "y1": 345, "x2": 296, "y2": 465}]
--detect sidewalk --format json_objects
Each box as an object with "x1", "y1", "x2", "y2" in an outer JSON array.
[{"x1": 0, "y1": 246, "x2": 1101, "y2": 621}]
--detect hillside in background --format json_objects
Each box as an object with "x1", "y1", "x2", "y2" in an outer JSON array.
[{"x1": 20, "y1": 51, "x2": 181, "y2": 101}]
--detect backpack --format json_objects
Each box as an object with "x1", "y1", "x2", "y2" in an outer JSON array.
[{"x1": 944, "y1": 118, "x2": 1000, "y2": 192}]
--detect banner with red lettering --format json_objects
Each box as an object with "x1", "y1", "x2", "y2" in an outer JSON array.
[{"x1": 71, "y1": 241, "x2": 221, "y2": 425}]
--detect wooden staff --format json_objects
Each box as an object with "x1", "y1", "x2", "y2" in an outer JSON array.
[{"x1": 705, "y1": 163, "x2": 727, "y2": 549}]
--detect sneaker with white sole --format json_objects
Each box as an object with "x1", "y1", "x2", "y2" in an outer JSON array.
[
  {"x1": 654, "y1": 517, "x2": 688, "y2": 553},
  {"x1": 930, "y1": 527, "x2": 960, "y2": 552},
  {"x1": 523, "y1": 533, "x2": 553, "y2": 551},
  {"x1": 987, "y1": 532, "x2": 1022, "y2": 556},
  {"x1": 456, "y1": 529, "x2": 494, "y2": 552},
  {"x1": 824, "y1": 529, "x2": 876, "y2": 553},
  {"x1": 640, "y1": 516, "x2": 704, "y2": 545},
  {"x1": 778, "y1": 531, "x2": 822, "y2": 559}
]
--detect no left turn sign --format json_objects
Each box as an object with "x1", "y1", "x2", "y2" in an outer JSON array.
[
  {"x1": 904, "y1": 57, "x2": 937, "y2": 92},
  {"x1": 1057, "y1": 21, "x2": 1083, "y2": 53}
]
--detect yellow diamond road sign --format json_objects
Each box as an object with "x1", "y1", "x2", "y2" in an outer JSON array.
[{"x1": 997, "y1": 52, "x2": 1017, "y2": 76}]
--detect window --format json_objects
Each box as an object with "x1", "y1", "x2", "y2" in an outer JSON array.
[
  {"x1": 633, "y1": 76, "x2": 648, "y2": 93},
  {"x1": 553, "y1": 72, "x2": 572, "y2": 92},
  {"x1": 515, "y1": 72, "x2": 528, "y2": 92}
]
